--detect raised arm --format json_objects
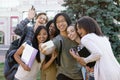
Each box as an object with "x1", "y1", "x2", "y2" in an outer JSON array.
[{"x1": 14, "y1": 9, "x2": 36, "y2": 36}]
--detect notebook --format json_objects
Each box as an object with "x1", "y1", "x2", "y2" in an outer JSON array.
[
  {"x1": 77, "y1": 47, "x2": 96, "y2": 68},
  {"x1": 21, "y1": 44, "x2": 38, "y2": 68}
]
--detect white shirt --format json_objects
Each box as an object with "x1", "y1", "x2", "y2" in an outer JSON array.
[
  {"x1": 81, "y1": 33, "x2": 120, "y2": 80},
  {"x1": 15, "y1": 42, "x2": 41, "y2": 80}
]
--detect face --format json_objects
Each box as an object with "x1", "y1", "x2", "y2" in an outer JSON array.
[
  {"x1": 49, "y1": 23, "x2": 56, "y2": 36},
  {"x1": 77, "y1": 24, "x2": 87, "y2": 37},
  {"x1": 37, "y1": 29, "x2": 48, "y2": 43},
  {"x1": 56, "y1": 15, "x2": 68, "y2": 32},
  {"x1": 67, "y1": 25, "x2": 78, "y2": 41},
  {"x1": 36, "y1": 14, "x2": 47, "y2": 25}
]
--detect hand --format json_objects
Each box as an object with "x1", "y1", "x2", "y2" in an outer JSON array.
[
  {"x1": 34, "y1": 22, "x2": 42, "y2": 32},
  {"x1": 69, "y1": 48, "x2": 86, "y2": 66},
  {"x1": 69, "y1": 48, "x2": 79, "y2": 59},
  {"x1": 77, "y1": 57, "x2": 86, "y2": 66},
  {"x1": 39, "y1": 43, "x2": 47, "y2": 54},
  {"x1": 51, "y1": 51, "x2": 58, "y2": 60},
  {"x1": 27, "y1": 9, "x2": 36, "y2": 20},
  {"x1": 22, "y1": 63, "x2": 31, "y2": 71},
  {"x1": 86, "y1": 66, "x2": 94, "y2": 72}
]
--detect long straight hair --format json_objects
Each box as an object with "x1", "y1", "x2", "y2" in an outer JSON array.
[
  {"x1": 46, "y1": 19, "x2": 59, "y2": 37},
  {"x1": 32, "y1": 26, "x2": 49, "y2": 62},
  {"x1": 53, "y1": 13, "x2": 71, "y2": 34}
]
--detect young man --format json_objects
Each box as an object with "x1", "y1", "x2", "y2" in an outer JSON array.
[{"x1": 14, "y1": 8, "x2": 48, "y2": 44}]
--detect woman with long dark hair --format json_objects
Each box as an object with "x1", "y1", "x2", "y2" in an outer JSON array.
[
  {"x1": 40, "y1": 13, "x2": 83, "y2": 80},
  {"x1": 41, "y1": 20, "x2": 59, "y2": 80},
  {"x1": 69, "y1": 16, "x2": 120, "y2": 80},
  {"x1": 14, "y1": 26, "x2": 49, "y2": 80}
]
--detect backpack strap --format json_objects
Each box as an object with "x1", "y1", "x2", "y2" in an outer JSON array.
[
  {"x1": 57, "y1": 40, "x2": 62, "y2": 66},
  {"x1": 18, "y1": 33, "x2": 26, "y2": 47}
]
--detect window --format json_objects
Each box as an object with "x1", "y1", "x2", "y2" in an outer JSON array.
[
  {"x1": 10, "y1": 16, "x2": 19, "y2": 41},
  {"x1": 0, "y1": 31, "x2": 4, "y2": 44}
]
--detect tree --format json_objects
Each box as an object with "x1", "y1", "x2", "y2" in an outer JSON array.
[{"x1": 62, "y1": 0, "x2": 120, "y2": 56}]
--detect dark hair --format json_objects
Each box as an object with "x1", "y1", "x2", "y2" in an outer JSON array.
[
  {"x1": 46, "y1": 20, "x2": 59, "y2": 37},
  {"x1": 53, "y1": 13, "x2": 71, "y2": 34},
  {"x1": 76, "y1": 16, "x2": 103, "y2": 36},
  {"x1": 36, "y1": 12, "x2": 48, "y2": 23},
  {"x1": 32, "y1": 26, "x2": 49, "y2": 62}
]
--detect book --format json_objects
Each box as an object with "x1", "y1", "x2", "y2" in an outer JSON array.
[
  {"x1": 21, "y1": 44, "x2": 38, "y2": 68},
  {"x1": 76, "y1": 46, "x2": 96, "y2": 68}
]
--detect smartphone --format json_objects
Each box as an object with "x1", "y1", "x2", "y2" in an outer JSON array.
[
  {"x1": 71, "y1": 47, "x2": 78, "y2": 53},
  {"x1": 31, "y1": 5, "x2": 35, "y2": 10}
]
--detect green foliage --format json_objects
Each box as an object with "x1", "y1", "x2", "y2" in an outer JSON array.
[
  {"x1": 0, "y1": 63, "x2": 5, "y2": 80},
  {"x1": 63, "y1": 0, "x2": 120, "y2": 56},
  {"x1": 0, "y1": 63, "x2": 40, "y2": 80}
]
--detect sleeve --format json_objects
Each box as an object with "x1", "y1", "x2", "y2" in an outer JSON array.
[
  {"x1": 81, "y1": 36, "x2": 101, "y2": 63},
  {"x1": 52, "y1": 36, "x2": 61, "y2": 52},
  {"x1": 14, "y1": 18, "x2": 30, "y2": 36}
]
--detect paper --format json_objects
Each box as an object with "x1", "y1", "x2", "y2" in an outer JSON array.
[
  {"x1": 41, "y1": 40, "x2": 54, "y2": 49},
  {"x1": 21, "y1": 44, "x2": 38, "y2": 68},
  {"x1": 41, "y1": 40, "x2": 55, "y2": 55}
]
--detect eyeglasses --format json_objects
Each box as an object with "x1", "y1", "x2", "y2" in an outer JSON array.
[{"x1": 56, "y1": 20, "x2": 66, "y2": 24}]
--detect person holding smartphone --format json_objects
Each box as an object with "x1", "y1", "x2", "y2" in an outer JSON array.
[
  {"x1": 14, "y1": 6, "x2": 48, "y2": 45},
  {"x1": 67, "y1": 24, "x2": 95, "y2": 80},
  {"x1": 40, "y1": 13, "x2": 83, "y2": 80}
]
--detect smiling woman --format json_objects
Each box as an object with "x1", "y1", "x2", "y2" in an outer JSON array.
[{"x1": 0, "y1": 0, "x2": 19, "y2": 8}]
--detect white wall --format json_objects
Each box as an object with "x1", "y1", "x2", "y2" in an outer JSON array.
[{"x1": 0, "y1": 0, "x2": 65, "y2": 45}]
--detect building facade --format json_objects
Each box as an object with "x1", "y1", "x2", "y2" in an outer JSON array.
[{"x1": 0, "y1": 0, "x2": 65, "y2": 45}]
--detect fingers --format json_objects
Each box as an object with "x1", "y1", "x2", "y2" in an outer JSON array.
[
  {"x1": 28, "y1": 9, "x2": 36, "y2": 20},
  {"x1": 52, "y1": 51, "x2": 57, "y2": 58},
  {"x1": 39, "y1": 43, "x2": 46, "y2": 51},
  {"x1": 23, "y1": 64, "x2": 31, "y2": 71},
  {"x1": 39, "y1": 43, "x2": 47, "y2": 54},
  {"x1": 31, "y1": 5, "x2": 35, "y2": 10},
  {"x1": 69, "y1": 48, "x2": 76, "y2": 55}
]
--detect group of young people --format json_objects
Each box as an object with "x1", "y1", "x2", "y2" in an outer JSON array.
[{"x1": 12, "y1": 7, "x2": 120, "y2": 80}]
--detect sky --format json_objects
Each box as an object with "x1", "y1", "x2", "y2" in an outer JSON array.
[
  {"x1": 0, "y1": 0, "x2": 64, "y2": 8},
  {"x1": 0, "y1": 0, "x2": 19, "y2": 8}
]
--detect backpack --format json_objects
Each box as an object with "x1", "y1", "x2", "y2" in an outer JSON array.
[{"x1": 4, "y1": 35, "x2": 25, "y2": 80}]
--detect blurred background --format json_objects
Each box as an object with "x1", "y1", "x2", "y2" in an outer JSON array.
[
  {"x1": 0, "y1": 0, "x2": 120, "y2": 61},
  {"x1": 0, "y1": 0, "x2": 65, "y2": 46},
  {"x1": 0, "y1": 0, "x2": 120, "y2": 79}
]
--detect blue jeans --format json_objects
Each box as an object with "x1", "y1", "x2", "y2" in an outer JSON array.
[
  {"x1": 88, "y1": 76, "x2": 94, "y2": 80},
  {"x1": 14, "y1": 78, "x2": 19, "y2": 80}
]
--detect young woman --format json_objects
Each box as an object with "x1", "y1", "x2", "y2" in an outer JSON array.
[
  {"x1": 13, "y1": 26, "x2": 49, "y2": 80},
  {"x1": 46, "y1": 20, "x2": 59, "y2": 39},
  {"x1": 67, "y1": 24, "x2": 80, "y2": 44},
  {"x1": 40, "y1": 20, "x2": 59, "y2": 80},
  {"x1": 67, "y1": 25, "x2": 95, "y2": 80},
  {"x1": 69, "y1": 16, "x2": 120, "y2": 80},
  {"x1": 40, "y1": 13, "x2": 83, "y2": 80}
]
